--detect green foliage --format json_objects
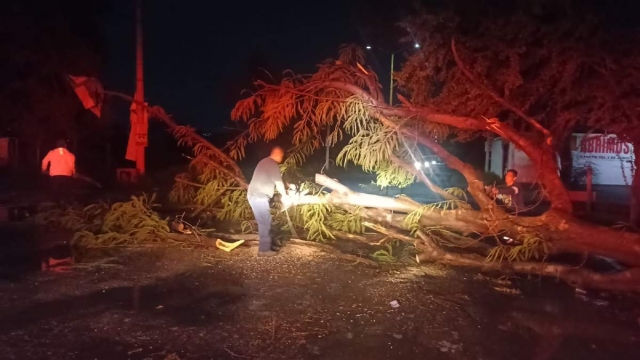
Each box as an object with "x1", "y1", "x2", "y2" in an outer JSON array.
[
  {"x1": 240, "y1": 220, "x2": 255, "y2": 234},
  {"x1": 168, "y1": 119, "x2": 249, "y2": 219},
  {"x1": 36, "y1": 203, "x2": 109, "y2": 233},
  {"x1": 443, "y1": 187, "x2": 468, "y2": 202},
  {"x1": 372, "y1": 243, "x2": 397, "y2": 263},
  {"x1": 422, "y1": 227, "x2": 471, "y2": 248},
  {"x1": 282, "y1": 141, "x2": 319, "y2": 172},
  {"x1": 217, "y1": 190, "x2": 253, "y2": 221},
  {"x1": 373, "y1": 161, "x2": 415, "y2": 189},
  {"x1": 192, "y1": 179, "x2": 235, "y2": 212},
  {"x1": 169, "y1": 173, "x2": 197, "y2": 205},
  {"x1": 427, "y1": 200, "x2": 467, "y2": 211},
  {"x1": 295, "y1": 204, "x2": 335, "y2": 242},
  {"x1": 73, "y1": 194, "x2": 172, "y2": 248},
  {"x1": 371, "y1": 240, "x2": 417, "y2": 264},
  {"x1": 404, "y1": 205, "x2": 429, "y2": 235},
  {"x1": 230, "y1": 52, "x2": 423, "y2": 192},
  {"x1": 326, "y1": 207, "x2": 365, "y2": 234},
  {"x1": 280, "y1": 181, "x2": 366, "y2": 242},
  {"x1": 404, "y1": 200, "x2": 468, "y2": 236},
  {"x1": 37, "y1": 194, "x2": 193, "y2": 249},
  {"x1": 486, "y1": 233, "x2": 549, "y2": 263},
  {"x1": 333, "y1": 98, "x2": 416, "y2": 188}
]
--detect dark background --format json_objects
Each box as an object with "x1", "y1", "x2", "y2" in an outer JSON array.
[{"x1": 4, "y1": 0, "x2": 639, "y2": 182}]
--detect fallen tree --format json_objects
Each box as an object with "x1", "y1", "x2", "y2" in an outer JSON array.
[
  {"x1": 291, "y1": 174, "x2": 640, "y2": 291},
  {"x1": 56, "y1": 5, "x2": 636, "y2": 291},
  {"x1": 149, "y1": 39, "x2": 640, "y2": 291}
]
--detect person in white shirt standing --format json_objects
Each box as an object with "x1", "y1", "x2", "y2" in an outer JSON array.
[{"x1": 41, "y1": 139, "x2": 76, "y2": 204}]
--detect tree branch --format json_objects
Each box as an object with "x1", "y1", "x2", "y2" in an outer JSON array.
[
  {"x1": 416, "y1": 234, "x2": 640, "y2": 292},
  {"x1": 370, "y1": 111, "x2": 497, "y2": 211},
  {"x1": 293, "y1": 173, "x2": 640, "y2": 267},
  {"x1": 320, "y1": 80, "x2": 572, "y2": 212},
  {"x1": 450, "y1": 38, "x2": 552, "y2": 144},
  {"x1": 388, "y1": 153, "x2": 460, "y2": 202}
]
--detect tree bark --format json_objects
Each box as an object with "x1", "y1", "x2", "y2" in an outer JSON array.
[
  {"x1": 284, "y1": 173, "x2": 640, "y2": 290},
  {"x1": 289, "y1": 174, "x2": 640, "y2": 272},
  {"x1": 415, "y1": 234, "x2": 640, "y2": 292}
]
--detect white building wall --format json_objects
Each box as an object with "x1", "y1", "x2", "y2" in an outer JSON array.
[{"x1": 489, "y1": 139, "x2": 504, "y2": 176}]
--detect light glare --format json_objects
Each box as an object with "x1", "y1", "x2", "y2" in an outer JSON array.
[{"x1": 414, "y1": 161, "x2": 421, "y2": 170}]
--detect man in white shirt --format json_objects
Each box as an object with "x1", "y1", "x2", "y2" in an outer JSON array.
[
  {"x1": 41, "y1": 139, "x2": 76, "y2": 203},
  {"x1": 247, "y1": 146, "x2": 291, "y2": 257}
]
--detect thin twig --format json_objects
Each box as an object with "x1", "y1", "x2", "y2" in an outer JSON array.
[{"x1": 223, "y1": 347, "x2": 249, "y2": 358}]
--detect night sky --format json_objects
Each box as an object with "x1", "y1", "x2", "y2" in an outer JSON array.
[{"x1": 102, "y1": 0, "x2": 415, "y2": 133}]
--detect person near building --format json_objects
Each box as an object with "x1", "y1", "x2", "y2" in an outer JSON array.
[
  {"x1": 487, "y1": 168, "x2": 524, "y2": 213},
  {"x1": 41, "y1": 139, "x2": 76, "y2": 203},
  {"x1": 247, "y1": 146, "x2": 291, "y2": 257}
]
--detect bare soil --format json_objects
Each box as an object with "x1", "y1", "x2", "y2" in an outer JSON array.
[{"x1": 1, "y1": 237, "x2": 640, "y2": 360}]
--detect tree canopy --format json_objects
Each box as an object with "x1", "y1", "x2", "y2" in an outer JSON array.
[{"x1": 397, "y1": 0, "x2": 640, "y2": 144}]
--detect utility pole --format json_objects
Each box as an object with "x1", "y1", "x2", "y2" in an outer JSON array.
[
  {"x1": 366, "y1": 43, "x2": 419, "y2": 106},
  {"x1": 135, "y1": 0, "x2": 146, "y2": 175}
]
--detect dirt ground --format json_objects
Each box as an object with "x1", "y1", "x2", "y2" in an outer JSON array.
[{"x1": 1, "y1": 239, "x2": 639, "y2": 360}]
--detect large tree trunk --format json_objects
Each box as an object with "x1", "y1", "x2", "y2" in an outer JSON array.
[
  {"x1": 290, "y1": 174, "x2": 640, "y2": 291},
  {"x1": 415, "y1": 234, "x2": 640, "y2": 292}
]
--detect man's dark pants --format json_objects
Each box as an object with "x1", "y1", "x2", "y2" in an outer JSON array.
[
  {"x1": 50, "y1": 175, "x2": 73, "y2": 204},
  {"x1": 247, "y1": 195, "x2": 272, "y2": 252}
]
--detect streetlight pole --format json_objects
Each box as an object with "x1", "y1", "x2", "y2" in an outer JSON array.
[
  {"x1": 389, "y1": 52, "x2": 395, "y2": 106},
  {"x1": 324, "y1": 125, "x2": 330, "y2": 171},
  {"x1": 366, "y1": 43, "x2": 420, "y2": 106}
]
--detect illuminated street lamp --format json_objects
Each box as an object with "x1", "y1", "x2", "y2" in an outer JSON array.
[
  {"x1": 366, "y1": 43, "x2": 420, "y2": 105},
  {"x1": 414, "y1": 160, "x2": 432, "y2": 170}
]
